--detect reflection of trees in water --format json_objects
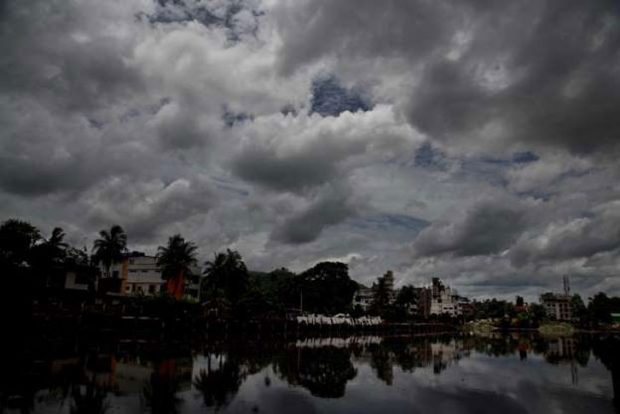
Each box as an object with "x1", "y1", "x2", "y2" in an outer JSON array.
[
  {"x1": 591, "y1": 335, "x2": 620, "y2": 411},
  {"x1": 191, "y1": 341, "x2": 275, "y2": 411},
  {"x1": 70, "y1": 381, "x2": 109, "y2": 414},
  {"x1": 369, "y1": 344, "x2": 394, "y2": 385},
  {"x1": 5, "y1": 333, "x2": 620, "y2": 412},
  {"x1": 193, "y1": 355, "x2": 243, "y2": 411},
  {"x1": 274, "y1": 347, "x2": 357, "y2": 398},
  {"x1": 143, "y1": 360, "x2": 182, "y2": 414}
]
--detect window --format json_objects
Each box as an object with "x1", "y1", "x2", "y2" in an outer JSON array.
[
  {"x1": 112, "y1": 270, "x2": 119, "y2": 278},
  {"x1": 125, "y1": 285, "x2": 131, "y2": 292},
  {"x1": 149, "y1": 285, "x2": 156, "y2": 294}
]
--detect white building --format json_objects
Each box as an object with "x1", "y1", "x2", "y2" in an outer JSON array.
[
  {"x1": 352, "y1": 286, "x2": 374, "y2": 311},
  {"x1": 540, "y1": 293, "x2": 572, "y2": 321},
  {"x1": 429, "y1": 278, "x2": 461, "y2": 317},
  {"x1": 123, "y1": 255, "x2": 165, "y2": 295},
  {"x1": 104, "y1": 253, "x2": 200, "y2": 299}
]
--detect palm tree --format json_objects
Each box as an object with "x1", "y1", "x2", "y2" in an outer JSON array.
[
  {"x1": 156, "y1": 234, "x2": 197, "y2": 300},
  {"x1": 202, "y1": 249, "x2": 248, "y2": 304},
  {"x1": 92, "y1": 225, "x2": 127, "y2": 278},
  {"x1": 32, "y1": 227, "x2": 69, "y2": 287},
  {"x1": 45, "y1": 227, "x2": 68, "y2": 263}
]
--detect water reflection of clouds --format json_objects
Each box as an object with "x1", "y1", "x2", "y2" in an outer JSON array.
[{"x1": 4, "y1": 335, "x2": 618, "y2": 414}]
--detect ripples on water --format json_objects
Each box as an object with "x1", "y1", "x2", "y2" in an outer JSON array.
[{"x1": 2, "y1": 334, "x2": 619, "y2": 413}]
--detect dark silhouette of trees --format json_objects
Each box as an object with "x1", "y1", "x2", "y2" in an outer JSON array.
[
  {"x1": 203, "y1": 249, "x2": 249, "y2": 313},
  {"x1": 0, "y1": 218, "x2": 41, "y2": 270},
  {"x1": 156, "y1": 234, "x2": 198, "y2": 300},
  {"x1": 274, "y1": 347, "x2": 357, "y2": 398},
  {"x1": 31, "y1": 227, "x2": 68, "y2": 287},
  {"x1": 193, "y1": 358, "x2": 244, "y2": 410},
  {"x1": 296, "y1": 262, "x2": 357, "y2": 314},
  {"x1": 143, "y1": 361, "x2": 182, "y2": 414},
  {"x1": 92, "y1": 225, "x2": 127, "y2": 278},
  {"x1": 1, "y1": 219, "x2": 42, "y2": 323},
  {"x1": 370, "y1": 275, "x2": 391, "y2": 316},
  {"x1": 70, "y1": 381, "x2": 109, "y2": 414},
  {"x1": 589, "y1": 293, "x2": 610, "y2": 324}
]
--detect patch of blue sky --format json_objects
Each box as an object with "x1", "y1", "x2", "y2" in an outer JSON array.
[
  {"x1": 143, "y1": 0, "x2": 262, "y2": 42},
  {"x1": 222, "y1": 109, "x2": 253, "y2": 128},
  {"x1": 413, "y1": 142, "x2": 449, "y2": 170},
  {"x1": 310, "y1": 76, "x2": 372, "y2": 117}
]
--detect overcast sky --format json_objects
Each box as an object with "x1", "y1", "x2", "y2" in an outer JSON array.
[{"x1": 2, "y1": 0, "x2": 620, "y2": 300}]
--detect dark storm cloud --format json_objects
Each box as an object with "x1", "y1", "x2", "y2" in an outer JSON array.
[
  {"x1": 509, "y1": 201, "x2": 620, "y2": 267},
  {"x1": 2, "y1": 0, "x2": 620, "y2": 299},
  {"x1": 275, "y1": 0, "x2": 620, "y2": 155},
  {"x1": 86, "y1": 177, "x2": 215, "y2": 242},
  {"x1": 412, "y1": 201, "x2": 528, "y2": 258},
  {"x1": 232, "y1": 144, "x2": 337, "y2": 192},
  {"x1": 270, "y1": 185, "x2": 357, "y2": 244},
  {"x1": 274, "y1": 0, "x2": 457, "y2": 75},
  {"x1": 0, "y1": 1, "x2": 144, "y2": 112},
  {"x1": 153, "y1": 100, "x2": 210, "y2": 150},
  {"x1": 407, "y1": 3, "x2": 620, "y2": 155}
]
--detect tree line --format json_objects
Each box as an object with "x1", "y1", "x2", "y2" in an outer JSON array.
[
  {"x1": 2, "y1": 217, "x2": 619, "y2": 325},
  {"x1": 0, "y1": 219, "x2": 362, "y2": 319}
]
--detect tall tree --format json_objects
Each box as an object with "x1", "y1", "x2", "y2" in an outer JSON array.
[
  {"x1": 156, "y1": 234, "x2": 198, "y2": 300},
  {"x1": 296, "y1": 262, "x2": 357, "y2": 314},
  {"x1": 0, "y1": 219, "x2": 41, "y2": 269},
  {"x1": 92, "y1": 225, "x2": 127, "y2": 278},
  {"x1": 31, "y1": 227, "x2": 69, "y2": 287},
  {"x1": 203, "y1": 249, "x2": 248, "y2": 305},
  {"x1": 370, "y1": 272, "x2": 394, "y2": 316},
  {"x1": 588, "y1": 292, "x2": 613, "y2": 325}
]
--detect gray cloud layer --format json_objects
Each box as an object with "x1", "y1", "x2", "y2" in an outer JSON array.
[{"x1": 1, "y1": 0, "x2": 619, "y2": 300}]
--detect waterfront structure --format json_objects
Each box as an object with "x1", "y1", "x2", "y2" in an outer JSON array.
[
  {"x1": 540, "y1": 293, "x2": 572, "y2": 321},
  {"x1": 352, "y1": 285, "x2": 374, "y2": 311},
  {"x1": 539, "y1": 277, "x2": 574, "y2": 321},
  {"x1": 103, "y1": 252, "x2": 200, "y2": 300},
  {"x1": 429, "y1": 278, "x2": 461, "y2": 317},
  {"x1": 382, "y1": 270, "x2": 395, "y2": 302}
]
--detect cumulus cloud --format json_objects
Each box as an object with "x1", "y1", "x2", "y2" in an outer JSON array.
[
  {"x1": 412, "y1": 200, "x2": 529, "y2": 258},
  {"x1": 231, "y1": 105, "x2": 420, "y2": 193},
  {"x1": 270, "y1": 183, "x2": 358, "y2": 244},
  {"x1": 2, "y1": 0, "x2": 620, "y2": 300},
  {"x1": 509, "y1": 201, "x2": 620, "y2": 267}
]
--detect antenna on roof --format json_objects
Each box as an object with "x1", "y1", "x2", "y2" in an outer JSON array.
[{"x1": 563, "y1": 275, "x2": 570, "y2": 297}]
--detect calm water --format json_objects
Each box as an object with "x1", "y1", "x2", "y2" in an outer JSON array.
[{"x1": 2, "y1": 334, "x2": 619, "y2": 413}]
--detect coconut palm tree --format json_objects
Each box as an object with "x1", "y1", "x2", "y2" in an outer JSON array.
[
  {"x1": 42, "y1": 227, "x2": 68, "y2": 264},
  {"x1": 31, "y1": 227, "x2": 69, "y2": 287},
  {"x1": 202, "y1": 249, "x2": 248, "y2": 304},
  {"x1": 156, "y1": 234, "x2": 197, "y2": 300},
  {"x1": 92, "y1": 225, "x2": 127, "y2": 278}
]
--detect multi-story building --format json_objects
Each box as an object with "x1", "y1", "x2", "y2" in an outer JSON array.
[
  {"x1": 102, "y1": 252, "x2": 200, "y2": 300},
  {"x1": 383, "y1": 270, "x2": 395, "y2": 299},
  {"x1": 122, "y1": 254, "x2": 165, "y2": 296},
  {"x1": 352, "y1": 285, "x2": 374, "y2": 311},
  {"x1": 429, "y1": 278, "x2": 461, "y2": 317},
  {"x1": 540, "y1": 293, "x2": 572, "y2": 321}
]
